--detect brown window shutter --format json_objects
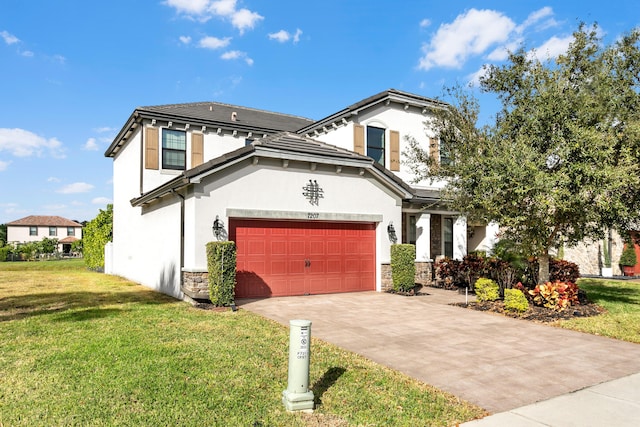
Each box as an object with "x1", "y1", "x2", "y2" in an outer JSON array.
[
  {"x1": 353, "y1": 124, "x2": 365, "y2": 155},
  {"x1": 389, "y1": 130, "x2": 400, "y2": 171},
  {"x1": 191, "y1": 133, "x2": 204, "y2": 168},
  {"x1": 429, "y1": 137, "x2": 439, "y2": 165},
  {"x1": 145, "y1": 127, "x2": 159, "y2": 170}
]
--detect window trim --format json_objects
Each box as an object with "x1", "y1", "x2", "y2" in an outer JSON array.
[
  {"x1": 49, "y1": 227, "x2": 57, "y2": 237},
  {"x1": 67, "y1": 227, "x2": 75, "y2": 237},
  {"x1": 366, "y1": 125, "x2": 385, "y2": 166},
  {"x1": 161, "y1": 129, "x2": 187, "y2": 171},
  {"x1": 29, "y1": 226, "x2": 37, "y2": 236}
]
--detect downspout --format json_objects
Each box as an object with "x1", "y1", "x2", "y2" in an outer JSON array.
[{"x1": 171, "y1": 189, "x2": 185, "y2": 289}]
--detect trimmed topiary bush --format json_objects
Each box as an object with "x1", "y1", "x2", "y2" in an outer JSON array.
[
  {"x1": 390, "y1": 244, "x2": 416, "y2": 292},
  {"x1": 206, "y1": 241, "x2": 237, "y2": 306},
  {"x1": 474, "y1": 278, "x2": 499, "y2": 302},
  {"x1": 504, "y1": 288, "x2": 529, "y2": 312}
]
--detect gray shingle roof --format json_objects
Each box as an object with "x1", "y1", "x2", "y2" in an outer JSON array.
[{"x1": 137, "y1": 101, "x2": 314, "y2": 133}]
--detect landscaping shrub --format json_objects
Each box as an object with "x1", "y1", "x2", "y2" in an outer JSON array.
[
  {"x1": 434, "y1": 257, "x2": 464, "y2": 288},
  {"x1": 84, "y1": 204, "x2": 113, "y2": 270},
  {"x1": 474, "y1": 278, "x2": 499, "y2": 302},
  {"x1": 529, "y1": 281, "x2": 579, "y2": 312},
  {"x1": 0, "y1": 245, "x2": 9, "y2": 262},
  {"x1": 550, "y1": 259, "x2": 580, "y2": 283},
  {"x1": 390, "y1": 244, "x2": 416, "y2": 292},
  {"x1": 206, "y1": 241, "x2": 237, "y2": 306},
  {"x1": 503, "y1": 288, "x2": 529, "y2": 312}
]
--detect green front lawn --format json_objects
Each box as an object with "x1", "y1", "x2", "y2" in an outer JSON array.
[
  {"x1": 559, "y1": 278, "x2": 640, "y2": 343},
  {"x1": 0, "y1": 260, "x2": 485, "y2": 426}
]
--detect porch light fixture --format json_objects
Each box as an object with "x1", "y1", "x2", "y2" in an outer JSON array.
[
  {"x1": 212, "y1": 215, "x2": 225, "y2": 241},
  {"x1": 387, "y1": 221, "x2": 397, "y2": 244}
]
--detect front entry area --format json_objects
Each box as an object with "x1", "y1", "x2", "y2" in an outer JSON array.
[{"x1": 230, "y1": 219, "x2": 376, "y2": 298}]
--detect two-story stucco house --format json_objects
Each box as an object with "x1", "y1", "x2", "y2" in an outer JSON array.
[
  {"x1": 6, "y1": 215, "x2": 83, "y2": 254},
  {"x1": 105, "y1": 89, "x2": 498, "y2": 300}
]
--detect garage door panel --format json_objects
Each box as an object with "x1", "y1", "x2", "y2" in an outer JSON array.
[{"x1": 231, "y1": 219, "x2": 376, "y2": 298}]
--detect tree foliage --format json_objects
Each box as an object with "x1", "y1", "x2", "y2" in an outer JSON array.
[
  {"x1": 406, "y1": 24, "x2": 640, "y2": 283},
  {"x1": 84, "y1": 204, "x2": 113, "y2": 269}
]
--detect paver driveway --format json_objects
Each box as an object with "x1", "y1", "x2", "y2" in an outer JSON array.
[{"x1": 238, "y1": 289, "x2": 640, "y2": 413}]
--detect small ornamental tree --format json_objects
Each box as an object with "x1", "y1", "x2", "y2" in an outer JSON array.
[
  {"x1": 206, "y1": 241, "x2": 237, "y2": 306},
  {"x1": 39, "y1": 237, "x2": 59, "y2": 256},
  {"x1": 84, "y1": 204, "x2": 113, "y2": 270},
  {"x1": 390, "y1": 244, "x2": 416, "y2": 292}
]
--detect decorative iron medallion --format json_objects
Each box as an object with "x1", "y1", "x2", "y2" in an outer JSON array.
[{"x1": 302, "y1": 179, "x2": 324, "y2": 206}]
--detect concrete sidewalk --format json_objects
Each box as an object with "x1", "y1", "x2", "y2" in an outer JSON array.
[
  {"x1": 238, "y1": 289, "x2": 640, "y2": 418},
  {"x1": 461, "y1": 372, "x2": 640, "y2": 426}
]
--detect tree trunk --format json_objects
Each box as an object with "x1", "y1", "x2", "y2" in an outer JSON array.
[{"x1": 538, "y1": 252, "x2": 550, "y2": 284}]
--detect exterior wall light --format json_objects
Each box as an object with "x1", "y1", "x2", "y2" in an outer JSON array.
[
  {"x1": 212, "y1": 215, "x2": 225, "y2": 241},
  {"x1": 387, "y1": 221, "x2": 397, "y2": 244}
]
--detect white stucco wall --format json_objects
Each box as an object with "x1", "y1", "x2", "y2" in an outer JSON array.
[
  {"x1": 182, "y1": 157, "x2": 403, "y2": 292},
  {"x1": 312, "y1": 103, "x2": 448, "y2": 189},
  {"x1": 111, "y1": 126, "x2": 184, "y2": 299}
]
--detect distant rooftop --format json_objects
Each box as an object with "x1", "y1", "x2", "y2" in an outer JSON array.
[{"x1": 6, "y1": 215, "x2": 82, "y2": 227}]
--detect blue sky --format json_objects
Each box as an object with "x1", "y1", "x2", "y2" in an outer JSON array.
[{"x1": 0, "y1": 0, "x2": 638, "y2": 224}]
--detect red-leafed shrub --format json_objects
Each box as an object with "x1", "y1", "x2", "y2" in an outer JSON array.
[
  {"x1": 528, "y1": 281, "x2": 580, "y2": 312},
  {"x1": 550, "y1": 259, "x2": 580, "y2": 283}
]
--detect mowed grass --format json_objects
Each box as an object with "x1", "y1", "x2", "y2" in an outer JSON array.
[
  {"x1": 558, "y1": 278, "x2": 640, "y2": 343},
  {"x1": 0, "y1": 260, "x2": 486, "y2": 426}
]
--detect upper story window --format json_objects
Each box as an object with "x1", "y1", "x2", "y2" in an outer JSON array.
[
  {"x1": 29, "y1": 226, "x2": 37, "y2": 236},
  {"x1": 366, "y1": 126, "x2": 385, "y2": 166},
  {"x1": 67, "y1": 227, "x2": 75, "y2": 236},
  {"x1": 162, "y1": 129, "x2": 186, "y2": 170},
  {"x1": 49, "y1": 227, "x2": 57, "y2": 236},
  {"x1": 440, "y1": 138, "x2": 452, "y2": 166}
]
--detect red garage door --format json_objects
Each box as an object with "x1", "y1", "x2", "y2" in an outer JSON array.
[{"x1": 231, "y1": 219, "x2": 376, "y2": 298}]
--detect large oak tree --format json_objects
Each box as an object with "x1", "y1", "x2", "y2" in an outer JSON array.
[{"x1": 406, "y1": 24, "x2": 640, "y2": 283}]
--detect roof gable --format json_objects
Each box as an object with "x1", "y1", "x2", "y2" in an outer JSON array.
[
  {"x1": 297, "y1": 88, "x2": 447, "y2": 135},
  {"x1": 131, "y1": 132, "x2": 412, "y2": 207}
]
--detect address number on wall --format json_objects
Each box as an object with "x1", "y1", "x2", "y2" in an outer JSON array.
[{"x1": 307, "y1": 213, "x2": 319, "y2": 219}]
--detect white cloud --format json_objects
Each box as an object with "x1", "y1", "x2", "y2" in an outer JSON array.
[
  {"x1": 486, "y1": 38, "x2": 523, "y2": 61},
  {"x1": 221, "y1": 50, "x2": 253, "y2": 65},
  {"x1": 231, "y1": 8, "x2": 263, "y2": 34},
  {"x1": 0, "y1": 128, "x2": 65, "y2": 158},
  {"x1": 269, "y1": 28, "x2": 303, "y2": 44},
  {"x1": 179, "y1": 35, "x2": 192, "y2": 44},
  {"x1": 1, "y1": 30, "x2": 19, "y2": 45},
  {"x1": 418, "y1": 9, "x2": 516, "y2": 70},
  {"x1": 52, "y1": 54, "x2": 66, "y2": 64},
  {"x1": 529, "y1": 35, "x2": 573, "y2": 61},
  {"x1": 47, "y1": 177, "x2": 61, "y2": 183},
  {"x1": 420, "y1": 19, "x2": 431, "y2": 28},
  {"x1": 94, "y1": 126, "x2": 116, "y2": 133},
  {"x1": 209, "y1": 0, "x2": 236, "y2": 16},
  {"x1": 293, "y1": 28, "x2": 302, "y2": 43},
  {"x1": 467, "y1": 66, "x2": 489, "y2": 87},
  {"x1": 92, "y1": 197, "x2": 113, "y2": 205},
  {"x1": 83, "y1": 138, "x2": 99, "y2": 151},
  {"x1": 20, "y1": 50, "x2": 34, "y2": 57},
  {"x1": 57, "y1": 182, "x2": 94, "y2": 194},
  {"x1": 165, "y1": 0, "x2": 262, "y2": 33},
  {"x1": 164, "y1": 0, "x2": 211, "y2": 15},
  {"x1": 517, "y1": 7, "x2": 555, "y2": 33},
  {"x1": 198, "y1": 36, "x2": 231, "y2": 49},
  {"x1": 0, "y1": 159, "x2": 10, "y2": 171},
  {"x1": 269, "y1": 30, "x2": 290, "y2": 43}
]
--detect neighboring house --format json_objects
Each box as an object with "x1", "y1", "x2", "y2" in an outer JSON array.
[
  {"x1": 105, "y1": 90, "x2": 498, "y2": 300},
  {"x1": 6, "y1": 215, "x2": 83, "y2": 254}
]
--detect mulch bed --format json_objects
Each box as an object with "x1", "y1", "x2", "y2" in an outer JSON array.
[{"x1": 452, "y1": 300, "x2": 606, "y2": 323}]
